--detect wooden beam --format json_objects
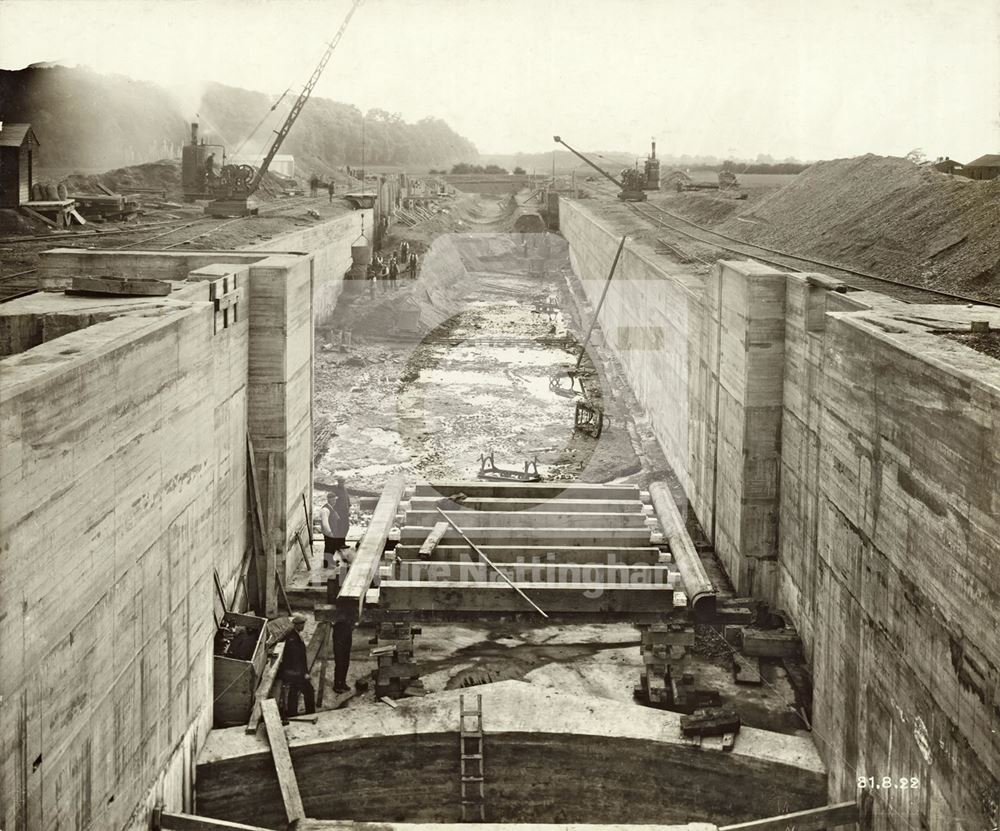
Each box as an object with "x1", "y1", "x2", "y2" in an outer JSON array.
[
  {"x1": 436, "y1": 507, "x2": 548, "y2": 618},
  {"x1": 401, "y1": 510, "x2": 649, "y2": 529},
  {"x1": 157, "y1": 810, "x2": 274, "y2": 831},
  {"x1": 20, "y1": 205, "x2": 56, "y2": 227},
  {"x1": 396, "y1": 560, "x2": 675, "y2": 586},
  {"x1": 379, "y1": 580, "x2": 674, "y2": 614},
  {"x1": 413, "y1": 480, "x2": 640, "y2": 499},
  {"x1": 394, "y1": 544, "x2": 662, "y2": 565},
  {"x1": 407, "y1": 495, "x2": 645, "y2": 513},
  {"x1": 246, "y1": 435, "x2": 269, "y2": 615},
  {"x1": 339, "y1": 476, "x2": 406, "y2": 615},
  {"x1": 67, "y1": 275, "x2": 171, "y2": 296},
  {"x1": 397, "y1": 526, "x2": 654, "y2": 547},
  {"x1": 265, "y1": 453, "x2": 278, "y2": 619},
  {"x1": 306, "y1": 621, "x2": 331, "y2": 672},
  {"x1": 647, "y1": 482, "x2": 716, "y2": 616},
  {"x1": 718, "y1": 801, "x2": 859, "y2": 831},
  {"x1": 246, "y1": 641, "x2": 285, "y2": 734},
  {"x1": 418, "y1": 521, "x2": 449, "y2": 558},
  {"x1": 260, "y1": 699, "x2": 305, "y2": 826}
]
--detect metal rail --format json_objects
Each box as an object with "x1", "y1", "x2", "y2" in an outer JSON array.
[{"x1": 626, "y1": 201, "x2": 1000, "y2": 308}]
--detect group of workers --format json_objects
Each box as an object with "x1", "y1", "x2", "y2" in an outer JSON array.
[
  {"x1": 277, "y1": 477, "x2": 356, "y2": 719},
  {"x1": 309, "y1": 175, "x2": 339, "y2": 201},
  {"x1": 367, "y1": 242, "x2": 419, "y2": 297}
]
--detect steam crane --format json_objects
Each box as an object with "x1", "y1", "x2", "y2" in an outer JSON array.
[
  {"x1": 205, "y1": 0, "x2": 364, "y2": 216},
  {"x1": 552, "y1": 135, "x2": 647, "y2": 202}
]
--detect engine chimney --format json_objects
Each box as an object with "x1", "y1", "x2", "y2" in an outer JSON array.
[
  {"x1": 190, "y1": 122, "x2": 199, "y2": 146},
  {"x1": 651, "y1": 138, "x2": 656, "y2": 160}
]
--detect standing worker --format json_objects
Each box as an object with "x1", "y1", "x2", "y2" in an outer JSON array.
[
  {"x1": 331, "y1": 476, "x2": 352, "y2": 558},
  {"x1": 310, "y1": 175, "x2": 319, "y2": 197},
  {"x1": 408, "y1": 251, "x2": 418, "y2": 279},
  {"x1": 388, "y1": 255, "x2": 399, "y2": 290},
  {"x1": 328, "y1": 180, "x2": 336, "y2": 202},
  {"x1": 279, "y1": 615, "x2": 315, "y2": 718},
  {"x1": 320, "y1": 490, "x2": 342, "y2": 568},
  {"x1": 400, "y1": 240, "x2": 409, "y2": 262},
  {"x1": 329, "y1": 572, "x2": 354, "y2": 695}
]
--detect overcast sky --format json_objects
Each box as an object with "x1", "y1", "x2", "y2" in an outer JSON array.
[{"x1": 1, "y1": 0, "x2": 998, "y2": 160}]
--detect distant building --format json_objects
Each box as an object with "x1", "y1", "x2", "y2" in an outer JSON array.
[
  {"x1": 961, "y1": 154, "x2": 1000, "y2": 181},
  {"x1": 932, "y1": 156, "x2": 963, "y2": 174},
  {"x1": 230, "y1": 153, "x2": 295, "y2": 179},
  {"x1": 0, "y1": 122, "x2": 39, "y2": 208}
]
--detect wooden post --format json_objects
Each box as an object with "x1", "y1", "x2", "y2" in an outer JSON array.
[
  {"x1": 265, "y1": 453, "x2": 278, "y2": 619},
  {"x1": 246, "y1": 435, "x2": 269, "y2": 616},
  {"x1": 246, "y1": 641, "x2": 286, "y2": 734}
]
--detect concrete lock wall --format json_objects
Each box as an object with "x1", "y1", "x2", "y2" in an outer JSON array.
[
  {"x1": 559, "y1": 199, "x2": 1000, "y2": 830},
  {"x1": 0, "y1": 279, "x2": 248, "y2": 831},
  {"x1": 561, "y1": 202, "x2": 785, "y2": 601},
  {"x1": 255, "y1": 208, "x2": 370, "y2": 327},
  {"x1": 0, "y1": 211, "x2": 365, "y2": 829},
  {"x1": 778, "y1": 284, "x2": 1000, "y2": 830}
]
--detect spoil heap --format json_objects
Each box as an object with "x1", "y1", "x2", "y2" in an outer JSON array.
[{"x1": 717, "y1": 154, "x2": 1000, "y2": 299}]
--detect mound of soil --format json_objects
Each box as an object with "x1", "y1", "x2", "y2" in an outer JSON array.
[
  {"x1": 63, "y1": 160, "x2": 182, "y2": 196},
  {"x1": 0, "y1": 209, "x2": 50, "y2": 235},
  {"x1": 60, "y1": 159, "x2": 301, "y2": 202},
  {"x1": 717, "y1": 154, "x2": 1000, "y2": 299}
]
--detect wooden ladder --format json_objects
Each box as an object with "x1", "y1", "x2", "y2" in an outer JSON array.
[{"x1": 459, "y1": 694, "x2": 485, "y2": 821}]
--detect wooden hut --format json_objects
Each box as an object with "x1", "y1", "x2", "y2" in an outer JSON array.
[{"x1": 0, "y1": 122, "x2": 39, "y2": 208}]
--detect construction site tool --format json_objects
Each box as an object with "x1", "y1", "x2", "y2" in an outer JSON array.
[
  {"x1": 553, "y1": 135, "x2": 647, "y2": 201},
  {"x1": 477, "y1": 450, "x2": 541, "y2": 482},
  {"x1": 549, "y1": 234, "x2": 626, "y2": 398},
  {"x1": 574, "y1": 400, "x2": 609, "y2": 438},
  {"x1": 435, "y1": 507, "x2": 548, "y2": 619},
  {"x1": 459, "y1": 694, "x2": 486, "y2": 822}
]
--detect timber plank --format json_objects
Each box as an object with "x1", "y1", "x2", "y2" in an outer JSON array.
[
  {"x1": 401, "y1": 510, "x2": 649, "y2": 529},
  {"x1": 414, "y1": 480, "x2": 641, "y2": 499},
  {"x1": 245, "y1": 641, "x2": 285, "y2": 734},
  {"x1": 339, "y1": 476, "x2": 406, "y2": 614},
  {"x1": 260, "y1": 699, "x2": 305, "y2": 825},
  {"x1": 67, "y1": 275, "x2": 171, "y2": 296},
  {"x1": 158, "y1": 811, "x2": 274, "y2": 830},
  {"x1": 398, "y1": 526, "x2": 653, "y2": 547},
  {"x1": 394, "y1": 544, "x2": 661, "y2": 565}
]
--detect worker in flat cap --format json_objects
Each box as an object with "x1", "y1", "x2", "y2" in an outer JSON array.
[
  {"x1": 279, "y1": 615, "x2": 315, "y2": 718},
  {"x1": 327, "y1": 571, "x2": 355, "y2": 695}
]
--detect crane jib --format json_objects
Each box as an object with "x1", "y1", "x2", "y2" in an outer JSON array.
[{"x1": 248, "y1": 0, "x2": 364, "y2": 195}]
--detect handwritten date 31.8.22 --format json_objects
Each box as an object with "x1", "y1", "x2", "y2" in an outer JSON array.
[{"x1": 858, "y1": 777, "x2": 920, "y2": 790}]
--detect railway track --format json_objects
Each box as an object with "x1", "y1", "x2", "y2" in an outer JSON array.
[{"x1": 624, "y1": 200, "x2": 1000, "y2": 308}]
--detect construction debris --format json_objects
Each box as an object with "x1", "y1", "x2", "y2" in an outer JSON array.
[
  {"x1": 369, "y1": 621, "x2": 423, "y2": 699},
  {"x1": 680, "y1": 707, "x2": 742, "y2": 739}
]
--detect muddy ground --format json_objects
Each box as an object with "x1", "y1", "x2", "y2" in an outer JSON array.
[{"x1": 301, "y1": 193, "x2": 806, "y2": 737}]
